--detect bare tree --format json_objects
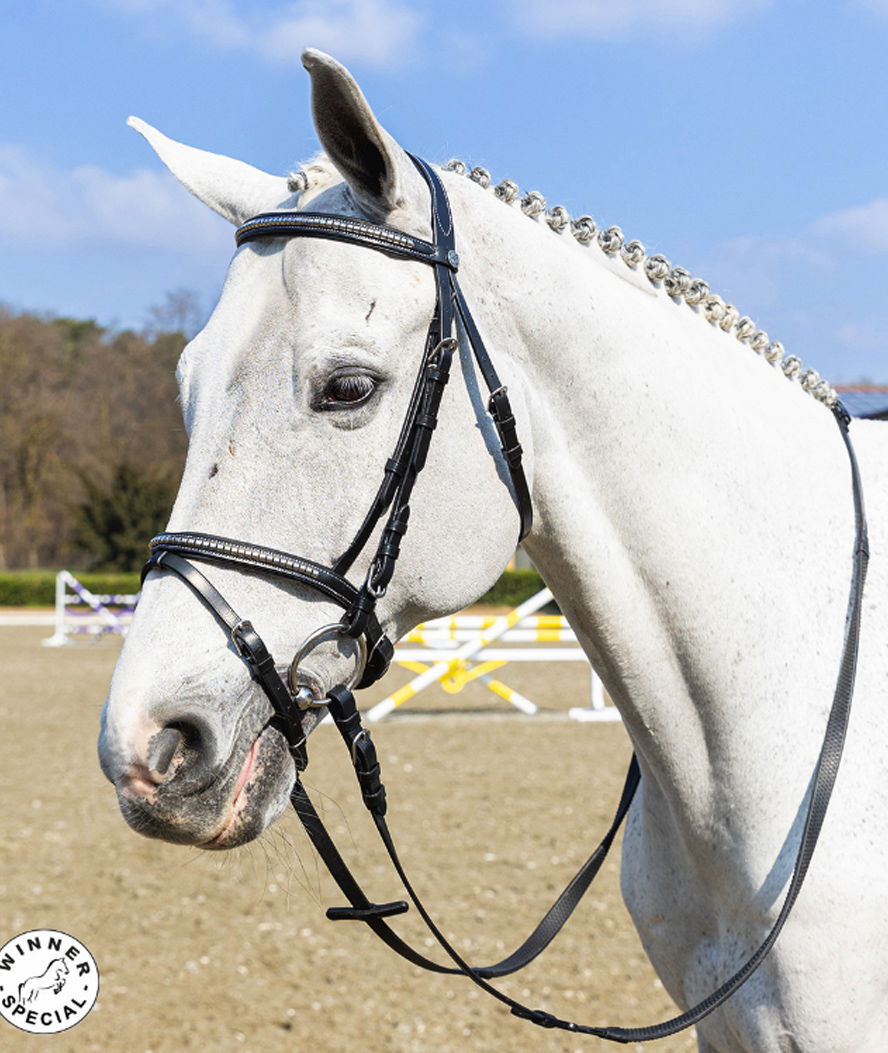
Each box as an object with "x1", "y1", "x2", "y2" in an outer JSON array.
[{"x1": 143, "y1": 287, "x2": 206, "y2": 341}]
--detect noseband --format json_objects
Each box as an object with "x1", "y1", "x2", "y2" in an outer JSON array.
[
  {"x1": 141, "y1": 157, "x2": 870, "y2": 1043},
  {"x1": 145, "y1": 155, "x2": 532, "y2": 749}
]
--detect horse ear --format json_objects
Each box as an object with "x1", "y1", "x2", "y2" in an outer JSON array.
[
  {"x1": 302, "y1": 49, "x2": 427, "y2": 222},
  {"x1": 127, "y1": 116, "x2": 292, "y2": 226}
]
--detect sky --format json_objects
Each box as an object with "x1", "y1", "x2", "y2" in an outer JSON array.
[{"x1": 3, "y1": 0, "x2": 888, "y2": 384}]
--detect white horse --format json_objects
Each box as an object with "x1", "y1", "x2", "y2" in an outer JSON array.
[{"x1": 98, "y1": 50, "x2": 888, "y2": 1051}]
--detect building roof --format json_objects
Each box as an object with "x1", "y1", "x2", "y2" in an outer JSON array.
[{"x1": 836, "y1": 387, "x2": 888, "y2": 419}]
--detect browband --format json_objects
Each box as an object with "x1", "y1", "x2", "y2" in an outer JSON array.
[{"x1": 236, "y1": 211, "x2": 460, "y2": 270}]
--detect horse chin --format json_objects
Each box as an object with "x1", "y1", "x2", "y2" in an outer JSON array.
[
  {"x1": 199, "y1": 727, "x2": 295, "y2": 849},
  {"x1": 116, "y1": 725, "x2": 294, "y2": 849}
]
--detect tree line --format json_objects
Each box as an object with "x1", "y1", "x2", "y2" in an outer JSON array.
[{"x1": 0, "y1": 296, "x2": 196, "y2": 571}]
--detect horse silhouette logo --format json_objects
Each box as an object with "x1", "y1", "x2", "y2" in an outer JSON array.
[
  {"x1": 18, "y1": 957, "x2": 69, "y2": 1003},
  {"x1": 0, "y1": 929, "x2": 99, "y2": 1035}
]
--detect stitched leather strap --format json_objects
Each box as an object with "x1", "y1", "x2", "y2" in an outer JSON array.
[
  {"x1": 452, "y1": 279, "x2": 534, "y2": 541},
  {"x1": 143, "y1": 546, "x2": 642, "y2": 979},
  {"x1": 293, "y1": 695, "x2": 642, "y2": 979},
  {"x1": 151, "y1": 156, "x2": 532, "y2": 697},
  {"x1": 150, "y1": 531, "x2": 362, "y2": 609}
]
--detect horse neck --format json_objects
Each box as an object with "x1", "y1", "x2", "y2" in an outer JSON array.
[{"x1": 473, "y1": 206, "x2": 856, "y2": 825}]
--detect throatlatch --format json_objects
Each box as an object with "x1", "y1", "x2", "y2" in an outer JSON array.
[{"x1": 144, "y1": 151, "x2": 870, "y2": 1043}]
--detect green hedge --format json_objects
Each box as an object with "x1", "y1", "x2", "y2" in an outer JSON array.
[
  {"x1": 0, "y1": 571, "x2": 141, "y2": 607},
  {"x1": 0, "y1": 568, "x2": 548, "y2": 609},
  {"x1": 477, "y1": 568, "x2": 546, "y2": 608}
]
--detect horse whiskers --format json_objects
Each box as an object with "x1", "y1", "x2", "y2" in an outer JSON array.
[
  {"x1": 258, "y1": 825, "x2": 324, "y2": 909},
  {"x1": 298, "y1": 780, "x2": 358, "y2": 852}
]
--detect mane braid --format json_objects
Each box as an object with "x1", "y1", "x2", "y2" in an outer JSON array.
[
  {"x1": 441, "y1": 159, "x2": 838, "y2": 410},
  {"x1": 287, "y1": 155, "x2": 836, "y2": 409}
]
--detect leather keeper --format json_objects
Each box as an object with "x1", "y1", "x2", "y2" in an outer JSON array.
[
  {"x1": 341, "y1": 589, "x2": 376, "y2": 639},
  {"x1": 501, "y1": 440, "x2": 524, "y2": 469},
  {"x1": 510, "y1": 1007, "x2": 560, "y2": 1029},
  {"x1": 384, "y1": 456, "x2": 407, "y2": 478},
  {"x1": 426, "y1": 364, "x2": 451, "y2": 386},
  {"x1": 359, "y1": 636, "x2": 393, "y2": 689}
]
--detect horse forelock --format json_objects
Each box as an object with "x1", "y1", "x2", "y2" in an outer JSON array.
[{"x1": 285, "y1": 153, "x2": 343, "y2": 201}]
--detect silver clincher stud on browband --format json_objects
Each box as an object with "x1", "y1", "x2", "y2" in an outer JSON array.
[{"x1": 289, "y1": 622, "x2": 368, "y2": 707}]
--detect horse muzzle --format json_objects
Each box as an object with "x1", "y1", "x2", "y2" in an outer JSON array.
[{"x1": 99, "y1": 699, "x2": 295, "y2": 848}]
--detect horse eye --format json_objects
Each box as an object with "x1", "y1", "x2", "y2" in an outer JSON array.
[{"x1": 323, "y1": 372, "x2": 376, "y2": 406}]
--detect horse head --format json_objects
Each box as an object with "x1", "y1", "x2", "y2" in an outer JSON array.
[{"x1": 98, "y1": 50, "x2": 528, "y2": 849}]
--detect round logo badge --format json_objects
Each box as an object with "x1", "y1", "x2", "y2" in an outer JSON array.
[{"x1": 0, "y1": 929, "x2": 99, "y2": 1035}]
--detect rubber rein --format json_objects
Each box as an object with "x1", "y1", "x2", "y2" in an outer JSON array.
[{"x1": 144, "y1": 156, "x2": 870, "y2": 1042}]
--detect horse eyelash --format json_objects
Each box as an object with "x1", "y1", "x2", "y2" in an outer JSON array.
[{"x1": 321, "y1": 372, "x2": 377, "y2": 407}]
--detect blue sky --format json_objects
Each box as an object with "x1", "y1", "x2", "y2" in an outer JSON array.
[{"x1": 3, "y1": 0, "x2": 888, "y2": 383}]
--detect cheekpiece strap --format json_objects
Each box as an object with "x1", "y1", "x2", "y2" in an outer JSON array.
[{"x1": 233, "y1": 155, "x2": 531, "y2": 547}]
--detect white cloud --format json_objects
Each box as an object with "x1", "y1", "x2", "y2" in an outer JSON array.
[
  {"x1": 97, "y1": 0, "x2": 423, "y2": 69},
  {"x1": 702, "y1": 230, "x2": 831, "y2": 308},
  {"x1": 0, "y1": 144, "x2": 230, "y2": 252},
  {"x1": 704, "y1": 194, "x2": 888, "y2": 306},
  {"x1": 853, "y1": 0, "x2": 888, "y2": 14},
  {"x1": 506, "y1": 0, "x2": 772, "y2": 39},
  {"x1": 697, "y1": 196, "x2": 888, "y2": 377},
  {"x1": 810, "y1": 198, "x2": 888, "y2": 254},
  {"x1": 835, "y1": 320, "x2": 888, "y2": 350}
]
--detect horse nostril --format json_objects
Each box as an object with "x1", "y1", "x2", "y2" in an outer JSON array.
[
  {"x1": 147, "y1": 726, "x2": 186, "y2": 779},
  {"x1": 145, "y1": 711, "x2": 220, "y2": 793}
]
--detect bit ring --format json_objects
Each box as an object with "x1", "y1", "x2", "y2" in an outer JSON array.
[{"x1": 288, "y1": 623, "x2": 368, "y2": 704}]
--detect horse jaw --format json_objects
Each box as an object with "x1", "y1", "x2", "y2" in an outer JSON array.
[{"x1": 126, "y1": 115, "x2": 294, "y2": 225}]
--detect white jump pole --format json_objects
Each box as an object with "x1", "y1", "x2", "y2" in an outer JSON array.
[
  {"x1": 42, "y1": 571, "x2": 71, "y2": 648},
  {"x1": 568, "y1": 668, "x2": 621, "y2": 723},
  {"x1": 42, "y1": 571, "x2": 138, "y2": 647}
]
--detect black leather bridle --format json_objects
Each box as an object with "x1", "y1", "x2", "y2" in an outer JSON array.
[
  {"x1": 143, "y1": 155, "x2": 870, "y2": 1043},
  {"x1": 148, "y1": 156, "x2": 531, "y2": 701}
]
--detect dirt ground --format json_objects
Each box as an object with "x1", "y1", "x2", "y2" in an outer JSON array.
[{"x1": 0, "y1": 625, "x2": 698, "y2": 1053}]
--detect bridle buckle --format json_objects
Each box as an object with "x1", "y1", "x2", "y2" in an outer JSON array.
[
  {"x1": 231, "y1": 619, "x2": 254, "y2": 657},
  {"x1": 350, "y1": 728, "x2": 371, "y2": 766}
]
